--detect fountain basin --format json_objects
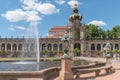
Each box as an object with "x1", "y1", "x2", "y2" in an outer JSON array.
[
  {"x1": 0, "y1": 59, "x2": 88, "y2": 71},
  {"x1": 0, "y1": 59, "x2": 106, "y2": 80},
  {"x1": 0, "y1": 67, "x2": 58, "y2": 80}
]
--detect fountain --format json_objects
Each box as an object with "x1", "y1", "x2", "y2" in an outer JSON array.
[
  {"x1": 30, "y1": 22, "x2": 40, "y2": 64},
  {"x1": 20, "y1": 22, "x2": 40, "y2": 63},
  {"x1": 11, "y1": 22, "x2": 41, "y2": 71}
]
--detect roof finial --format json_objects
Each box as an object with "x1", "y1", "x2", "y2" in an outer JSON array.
[
  {"x1": 73, "y1": 0, "x2": 78, "y2": 9},
  {"x1": 74, "y1": 3, "x2": 78, "y2": 9}
]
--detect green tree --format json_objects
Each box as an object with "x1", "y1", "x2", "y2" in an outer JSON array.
[
  {"x1": 73, "y1": 48, "x2": 80, "y2": 54},
  {"x1": 113, "y1": 49, "x2": 120, "y2": 54},
  {"x1": 86, "y1": 24, "x2": 105, "y2": 39},
  {"x1": 105, "y1": 25, "x2": 120, "y2": 39},
  {"x1": 106, "y1": 30, "x2": 113, "y2": 39}
]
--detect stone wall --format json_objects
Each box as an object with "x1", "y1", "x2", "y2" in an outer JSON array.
[{"x1": 0, "y1": 67, "x2": 59, "y2": 80}]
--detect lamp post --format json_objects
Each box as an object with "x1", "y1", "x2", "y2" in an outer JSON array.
[{"x1": 105, "y1": 42, "x2": 112, "y2": 65}]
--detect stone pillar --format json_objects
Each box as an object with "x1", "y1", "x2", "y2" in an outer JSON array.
[
  {"x1": 58, "y1": 44, "x2": 59, "y2": 52},
  {"x1": 81, "y1": 41, "x2": 86, "y2": 56},
  {"x1": 5, "y1": 44, "x2": 7, "y2": 51},
  {"x1": 70, "y1": 43, "x2": 74, "y2": 57},
  {"x1": 59, "y1": 58, "x2": 74, "y2": 80},
  {"x1": 52, "y1": 44, "x2": 53, "y2": 52},
  {"x1": 11, "y1": 44, "x2": 12, "y2": 52},
  {"x1": 11, "y1": 44, "x2": 13, "y2": 52},
  {"x1": 17, "y1": 44, "x2": 19, "y2": 51},
  {"x1": 106, "y1": 57, "x2": 112, "y2": 65},
  {"x1": 95, "y1": 44, "x2": 97, "y2": 51}
]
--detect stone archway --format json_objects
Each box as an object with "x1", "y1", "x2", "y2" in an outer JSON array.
[
  {"x1": 12, "y1": 43, "x2": 17, "y2": 51},
  {"x1": 48, "y1": 44, "x2": 52, "y2": 51},
  {"x1": 115, "y1": 44, "x2": 119, "y2": 50},
  {"x1": 97, "y1": 44, "x2": 101, "y2": 51},
  {"x1": 1, "y1": 43, "x2": 5, "y2": 51},
  {"x1": 91, "y1": 43, "x2": 95, "y2": 50},
  {"x1": 18, "y1": 44, "x2": 23, "y2": 51},
  {"x1": 74, "y1": 43, "x2": 81, "y2": 56},
  {"x1": 7, "y1": 43, "x2": 11, "y2": 51}
]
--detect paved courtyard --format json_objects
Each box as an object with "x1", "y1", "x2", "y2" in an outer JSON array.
[{"x1": 53, "y1": 57, "x2": 120, "y2": 80}]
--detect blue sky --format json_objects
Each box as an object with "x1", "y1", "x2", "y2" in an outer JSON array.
[{"x1": 0, "y1": 0, "x2": 120, "y2": 38}]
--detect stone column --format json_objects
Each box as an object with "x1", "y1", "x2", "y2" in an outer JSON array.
[
  {"x1": 113, "y1": 44, "x2": 115, "y2": 51},
  {"x1": 95, "y1": 44, "x2": 97, "y2": 51},
  {"x1": 106, "y1": 57, "x2": 112, "y2": 65},
  {"x1": 81, "y1": 41, "x2": 86, "y2": 56},
  {"x1": 45, "y1": 44, "x2": 48, "y2": 51},
  {"x1": 106, "y1": 58, "x2": 112, "y2": 65},
  {"x1": 52, "y1": 44, "x2": 53, "y2": 52},
  {"x1": 70, "y1": 42, "x2": 74, "y2": 57},
  {"x1": 17, "y1": 44, "x2": 19, "y2": 51},
  {"x1": 59, "y1": 58, "x2": 74, "y2": 80},
  {"x1": 57, "y1": 44, "x2": 60, "y2": 56},
  {"x1": 5, "y1": 44, "x2": 7, "y2": 51},
  {"x1": 101, "y1": 43, "x2": 103, "y2": 51},
  {"x1": 10, "y1": 44, "x2": 13, "y2": 52},
  {"x1": 11, "y1": 44, "x2": 12, "y2": 52}
]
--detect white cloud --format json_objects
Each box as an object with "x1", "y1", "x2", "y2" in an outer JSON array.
[
  {"x1": 1, "y1": 9, "x2": 42, "y2": 22},
  {"x1": 88, "y1": 20, "x2": 107, "y2": 26},
  {"x1": 67, "y1": 0, "x2": 82, "y2": 8},
  {"x1": 35, "y1": 3, "x2": 60, "y2": 15},
  {"x1": 8, "y1": 27, "x2": 15, "y2": 31},
  {"x1": 21, "y1": 0, "x2": 60, "y2": 15},
  {"x1": 15, "y1": 26, "x2": 26, "y2": 30},
  {"x1": 2, "y1": 0, "x2": 59, "y2": 23},
  {"x1": 9, "y1": 25, "x2": 26, "y2": 31},
  {"x1": 21, "y1": 0, "x2": 38, "y2": 10},
  {"x1": 55, "y1": 0, "x2": 66, "y2": 5}
]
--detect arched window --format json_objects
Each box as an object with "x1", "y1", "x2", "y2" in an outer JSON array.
[
  {"x1": 18, "y1": 44, "x2": 23, "y2": 51},
  {"x1": 74, "y1": 43, "x2": 81, "y2": 56},
  {"x1": 97, "y1": 44, "x2": 101, "y2": 50},
  {"x1": 13, "y1": 44, "x2": 17, "y2": 51},
  {"x1": 59, "y1": 44, "x2": 63, "y2": 50},
  {"x1": 53, "y1": 44, "x2": 58, "y2": 50},
  {"x1": 91, "y1": 44, "x2": 95, "y2": 50},
  {"x1": 42, "y1": 44, "x2": 46, "y2": 51},
  {"x1": 115, "y1": 44, "x2": 119, "y2": 50},
  {"x1": 48, "y1": 44, "x2": 52, "y2": 51},
  {"x1": 74, "y1": 43, "x2": 80, "y2": 49},
  {"x1": 7, "y1": 43, "x2": 11, "y2": 50},
  {"x1": 1, "y1": 43, "x2": 5, "y2": 50}
]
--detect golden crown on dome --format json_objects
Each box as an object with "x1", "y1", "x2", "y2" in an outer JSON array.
[
  {"x1": 73, "y1": 3, "x2": 78, "y2": 9},
  {"x1": 69, "y1": 3, "x2": 82, "y2": 22}
]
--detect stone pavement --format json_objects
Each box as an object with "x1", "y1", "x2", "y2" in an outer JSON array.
[{"x1": 53, "y1": 57, "x2": 120, "y2": 80}]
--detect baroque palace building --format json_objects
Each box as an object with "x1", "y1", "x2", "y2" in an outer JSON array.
[{"x1": 0, "y1": 4, "x2": 120, "y2": 57}]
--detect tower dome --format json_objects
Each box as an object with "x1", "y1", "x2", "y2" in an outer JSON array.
[{"x1": 69, "y1": 4, "x2": 82, "y2": 23}]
